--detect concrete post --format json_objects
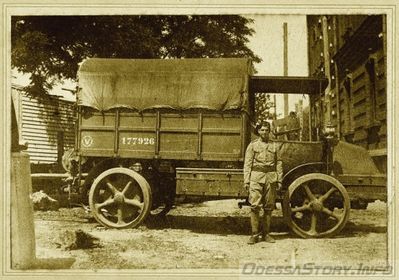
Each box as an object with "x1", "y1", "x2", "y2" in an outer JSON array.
[{"x1": 11, "y1": 152, "x2": 36, "y2": 269}]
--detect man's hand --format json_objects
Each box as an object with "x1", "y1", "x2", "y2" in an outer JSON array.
[
  {"x1": 272, "y1": 181, "x2": 282, "y2": 192},
  {"x1": 276, "y1": 182, "x2": 282, "y2": 192}
]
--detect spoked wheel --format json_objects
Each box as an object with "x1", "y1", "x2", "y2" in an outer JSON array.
[
  {"x1": 89, "y1": 167, "x2": 152, "y2": 229},
  {"x1": 282, "y1": 173, "x2": 350, "y2": 238}
]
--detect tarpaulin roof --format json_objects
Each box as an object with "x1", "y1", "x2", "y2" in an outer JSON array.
[{"x1": 77, "y1": 58, "x2": 253, "y2": 112}]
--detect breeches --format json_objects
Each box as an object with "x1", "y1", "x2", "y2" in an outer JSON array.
[{"x1": 248, "y1": 181, "x2": 276, "y2": 212}]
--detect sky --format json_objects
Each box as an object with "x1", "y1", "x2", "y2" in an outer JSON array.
[
  {"x1": 246, "y1": 14, "x2": 309, "y2": 116},
  {"x1": 13, "y1": 14, "x2": 310, "y2": 109},
  {"x1": 12, "y1": 69, "x2": 76, "y2": 101}
]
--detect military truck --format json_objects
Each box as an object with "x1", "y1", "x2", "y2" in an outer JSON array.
[{"x1": 67, "y1": 58, "x2": 386, "y2": 238}]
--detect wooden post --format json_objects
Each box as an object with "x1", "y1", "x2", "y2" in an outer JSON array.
[
  {"x1": 309, "y1": 98, "x2": 313, "y2": 141},
  {"x1": 57, "y1": 131, "x2": 64, "y2": 166},
  {"x1": 11, "y1": 152, "x2": 36, "y2": 269},
  {"x1": 283, "y1": 22, "x2": 289, "y2": 117}
]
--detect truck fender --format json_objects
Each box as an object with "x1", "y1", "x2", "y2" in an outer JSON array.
[
  {"x1": 82, "y1": 158, "x2": 120, "y2": 191},
  {"x1": 282, "y1": 162, "x2": 327, "y2": 190}
]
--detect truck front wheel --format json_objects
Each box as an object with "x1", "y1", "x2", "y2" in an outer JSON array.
[
  {"x1": 282, "y1": 173, "x2": 350, "y2": 238},
  {"x1": 89, "y1": 167, "x2": 152, "y2": 229}
]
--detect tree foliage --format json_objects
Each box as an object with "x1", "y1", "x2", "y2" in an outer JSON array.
[
  {"x1": 255, "y1": 93, "x2": 275, "y2": 123},
  {"x1": 12, "y1": 15, "x2": 261, "y2": 97}
]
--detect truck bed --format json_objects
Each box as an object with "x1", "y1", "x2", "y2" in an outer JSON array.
[{"x1": 78, "y1": 109, "x2": 249, "y2": 162}]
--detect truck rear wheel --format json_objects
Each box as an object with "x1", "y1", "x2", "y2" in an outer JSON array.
[{"x1": 89, "y1": 167, "x2": 152, "y2": 229}]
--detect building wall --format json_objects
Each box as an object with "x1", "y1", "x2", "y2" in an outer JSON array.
[
  {"x1": 335, "y1": 49, "x2": 387, "y2": 149},
  {"x1": 307, "y1": 16, "x2": 386, "y2": 142},
  {"x1": 12, "y1": 86, "x2": 76, "y2": 166},
  {"x1": 307, "y1": 15, "x2": 368, "y2": 79},
  {"x1": 307, "y1": 15, "x2": 387, "y2": 172}
]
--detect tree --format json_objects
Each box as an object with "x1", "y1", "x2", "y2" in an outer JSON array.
[
  {"x1": 255, "y1": 93, "x2": 275, "y2": 123},
  {"x1": 12, "y1": 15, "x2": 261, "y2": 97}
]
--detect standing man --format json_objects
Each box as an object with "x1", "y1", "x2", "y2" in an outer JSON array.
[
  {"x1": 286, "y1": 111, "x2": 301, "y2": 140},
  {"x1": 243, "y1": 121, "x2": 283, "y2": 244}
]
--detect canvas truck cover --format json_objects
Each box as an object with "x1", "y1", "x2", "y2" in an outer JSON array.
[{"x1": 77, "y1": 58, "x2": 253, "y2": 112}]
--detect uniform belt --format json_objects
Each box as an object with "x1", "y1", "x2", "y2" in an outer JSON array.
[{"x1": 252, "y1": 166, "x2": 275, "y2": 173}]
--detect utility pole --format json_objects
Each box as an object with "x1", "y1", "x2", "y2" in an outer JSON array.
[
  {"x1": 283, "y1": 22, "x2": 289, "y2": 117},
  {"x1": 321, "y1": 16, "x2": 331, "y2": 123}
]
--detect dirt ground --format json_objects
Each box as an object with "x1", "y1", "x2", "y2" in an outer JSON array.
[{"x1": 33, "y1": 199, "x2": 388, "y2": 272}]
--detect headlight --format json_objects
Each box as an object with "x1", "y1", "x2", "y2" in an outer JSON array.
[{"x1": 324, "y1": 123, "x2": 336, "y2": 138}]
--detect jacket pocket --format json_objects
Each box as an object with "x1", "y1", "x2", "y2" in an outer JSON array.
[{"x1": 264, "y1": 147, "x2": 275, "y2": 162}]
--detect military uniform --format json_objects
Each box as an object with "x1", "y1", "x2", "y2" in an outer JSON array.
[
  {"x1": 243, "y1": 138, "x2": 283, "y2": 243},
  {"x1": 286, "y1": 115, "x2": 300, "y2": 140}
]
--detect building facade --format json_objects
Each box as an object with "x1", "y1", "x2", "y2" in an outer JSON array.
[
  {"x1": 12, "y1": 85, "x2": 76, "y2": 171},
  {"x1": 307, "y1": 15, "x2": 387, "y2": 172}
]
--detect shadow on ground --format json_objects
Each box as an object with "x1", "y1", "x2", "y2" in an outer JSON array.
[
  {"x1": 146, "y1": 214, "x2": 290, "y2": 236},
  {"x1": 341, "y1": 221, "x2": 387, "y2": 235},
  {"x1": 144, "y1": 214, "x2": 387, "y2": 239}
]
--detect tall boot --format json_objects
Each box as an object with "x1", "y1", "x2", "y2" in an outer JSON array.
[
  {"x1": 262, "y1": 210, "x2": 275, "y2": 243},
  {"x1": 248, "y1": 211, "x2": 260, "y2": 244},
  {"x1": 258, "y1": 210, "x2": 265, "y2": 242}
]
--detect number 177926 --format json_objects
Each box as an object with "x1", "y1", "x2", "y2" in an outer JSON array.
[{"x1": 121, "y1": 137, "x2": 155, "y2": 145}]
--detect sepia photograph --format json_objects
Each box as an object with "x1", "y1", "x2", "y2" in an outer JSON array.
[{"x1": 2, "y1": 1, "x2": 398, "y2": 279}]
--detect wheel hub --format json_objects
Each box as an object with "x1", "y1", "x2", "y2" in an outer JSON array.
[
  {"x1": 114, "y1": 192, "x2": 125, "y2": 205},
  {"x1": 310, "y1": 200, "x2": 323, "y2": 212}
]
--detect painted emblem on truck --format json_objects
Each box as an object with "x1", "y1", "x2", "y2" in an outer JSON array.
[{"x1": 82, "y1": 135, "x2": 94, "y2": 147}]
